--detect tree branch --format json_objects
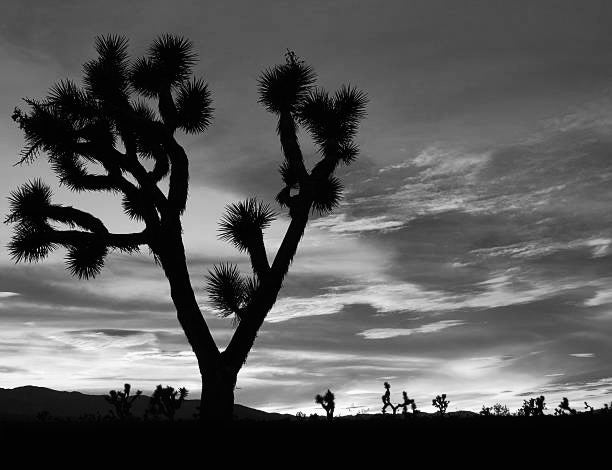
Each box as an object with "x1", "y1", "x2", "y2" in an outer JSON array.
[
  {"x1": 47, "y1": 228, "x2": 148, "y2": 251},
  {"x1": 246, "y1": 233, "x2": 270, "y2": 279},
  {"x1": 278, "y1": 111, "x2": 308, "y2": 184}
]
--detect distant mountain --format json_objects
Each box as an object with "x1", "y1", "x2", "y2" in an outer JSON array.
[{"x1": 0, "y1": 386, "x2": 291, "y2": 421}]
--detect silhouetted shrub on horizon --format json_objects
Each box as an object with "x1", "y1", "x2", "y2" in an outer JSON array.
[
  {"x1": 481, "y1": 403, "x2": 510, "y2": 417},
  {"x1": 104, "y1": 384, "x2": 142, "y2": 421},
  {"x1": 432, "y1": 394, "x2": 450, "y2": 415},
  {"x1": 517, "y1": 396, "x2": 546, "y2": 417},
  {"x1": 555, "y1": 397, "x2": 576, "y2": 416},
  {"x1": 400, "y1": 391, "x2": 417, "y2": 416},
  {"x1": 315, "y1": 389, "x2": 335, "y2": 421},
  {"x1": 146, "y1": 385, "x2": 188, "y2": 421}
]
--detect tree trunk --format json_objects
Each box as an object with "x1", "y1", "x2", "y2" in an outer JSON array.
[
  {"x1": 155, "y1": 221, "x2": 228, "y2": 421},
  {"x1": 200, "y1": 366, "x2": 237, "y2": 423}
]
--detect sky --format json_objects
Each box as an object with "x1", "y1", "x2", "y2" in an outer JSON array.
[{"x1": 1, "y1": 0, "x2": 612, "y2": 415}]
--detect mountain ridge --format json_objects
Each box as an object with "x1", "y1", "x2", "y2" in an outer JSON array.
[{"x1": 0, "y1": 385, "x2": 291, "y2": 421}]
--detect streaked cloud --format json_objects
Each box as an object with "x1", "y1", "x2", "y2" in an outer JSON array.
[{"x1": 358, "y1": 320, "x2": 465, "y2": 339}]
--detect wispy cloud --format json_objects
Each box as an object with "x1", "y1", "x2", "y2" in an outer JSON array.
[
  {"x1": 0, "y1": 292, "x2": 19, "y2": 298},
  {"x1": 357, "y1": 320, "x2": 465, "y2": 339},
  {"x1": 267, "y1": 269, "x2": 588, "y2": 322}
]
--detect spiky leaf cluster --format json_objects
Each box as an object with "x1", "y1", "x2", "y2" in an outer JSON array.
[
  {"x1": 131, "y1": 35, "x2": 197, "y2": 97},
  {"x1": 84, "y1": 35, "x2": 131, "y2": 105},
  {"x1": 5, "y1": 180, "x2": 59, "y2": 263},
  {"x1": 205, "y1": 263, "x2": 258, "y2": 321},
  {"x1": 175, "y1": 78, "x2": 213, "y2": 133},
  {"x1": 299, "y1": 85, "x2": 367, "y2": 162},
  {"x1": 258, "y1": 50, "x2": 316, "y2": 114},
  {"x1": 5, "y1": 179, "x2": 53, "y2": 229},
  {"x1": 65, "y1": 241, "x2": 108, "y2": 279},
  {"x1": 218, "y1": 198, "x2": 276, "y2": 252},
  {"x1": 311, "y1": 176, "x2": 343, "y2": 215}
]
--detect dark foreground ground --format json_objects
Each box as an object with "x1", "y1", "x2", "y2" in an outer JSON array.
[{"x1": 2, "y1": 413, "x2": 610, "y2": 465}]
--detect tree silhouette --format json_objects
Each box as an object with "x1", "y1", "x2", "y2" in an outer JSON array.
[
  {"x1": 554, "y1": 397, "x2": 576, "y2": 416},
  {"x1": 6, "y1": 36, "x2": 367, "y2": 422},
  {"x1": 518, "y1": 395, "x2": 546, "y2": 417},
  {"x1": 400, "y1": 391, "x2": 416, "y2": 416},
  {"x1": 381, "y1": 381, "x2": 397, "y2": 414},
  {"x1": 432, "y1": 394, "x2": 450, "y2": 415},
  {"x1": 315, "y1": 389, "x2": 335, "y2": 421},
  {"x1": 146, "y1": 385, "x2": 188, "y2": 421},
  {"x1": 104, "y1": 383, "x2": 142, "y2": 421}
]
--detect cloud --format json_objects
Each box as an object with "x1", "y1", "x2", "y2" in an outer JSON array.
[
  {"x1": 585, "y1": 288, "x2": 612, "y2": 307},
  {"x1": 569, "y1": 353, "x2": 595, "y2": 358},
  {"x1": 310, "y1": 214, "x2": 405, "y2": 233},
  {"x1": 0, "y1": 292, "x2": 19, "y2": 298},
  {"x1": 47, "y1": 330, "x2": 157, "y2": 351},
  {"x1": 266, "y1": 269, "x2": 588, "y2": 323},
  {"x1": 357, "y1": 320, "x2": 465, "y2": 339},
  {"x1": 472, "y1": 238, "x2": 611, "y2": 260}
]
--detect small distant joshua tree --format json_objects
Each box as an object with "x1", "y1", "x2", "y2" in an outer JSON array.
[
  {"x1": 481, "y1": 403, "x2": 510, "y2": 417},
  {"x1": 400, "y1": 391, "x2": 417, "y2": 416},
  {"x1": 493, "y1": 403, "x2": 510, "y2": 416},
  {"x1": 315, "y1": 389, "x2": 335, "y2": 421},
  {"x1": 432, "y1": 394, "x2": 450, "y2": 415},
  {"x1": 104, "y1": 383, "x2": 142, "y2": 420},
  {"x1": 147, "y1": 385, "x2": 188, "y2": 421},
  {"x1": 554, "y1": 397, "x2": 576, "y2": 416},
  {"x1": 518, "y1": 395, "x2": 546, "y2": 417},
  {"x1": 382, "y1": 382, "x2": 416, "y2": 415},
  {"x1": 584, "y1": 402, "x2": 594, "y2": 413},
  {"x1": 381, "y1": 382, "x2": 397, "y2": 414}
]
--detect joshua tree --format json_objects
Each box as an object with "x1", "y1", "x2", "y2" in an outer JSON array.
[
  {"x1": 432, "y1": 394, "x2": 450, "y2": 415},
  {"x1": 315, "y1": 389, "x2": 336, "y2": 421},
  {"x1": 6, "y1": 36, "x2": 366, "y2": 422},
  {"x1": 146, "y1": 385, "x2": 188, "y2": 421},
  {"x1": 554, "y1": 397, "x2": 576, "y2": 416},
  {"x1": 481, "y1": 403, "x2": 510, "y2": 417},
  {"x1": 493, "y1": 403, "x2": 510, "y2": 416},
  {"x1": 381, "y1": 382, "x2": 397, "y2": 414},
  {"x1": 104, "y1": 383, "x2": 142, "y2": 420},
  {"x1": 400, "y1": 391, "x2": 416, "y2": 416},
  {"x1": 519, "y1": 395, "x2": 546, "y2": 417},
  {"x1": 584, "y1": 402, "x2": 594, "y2": 413}
]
